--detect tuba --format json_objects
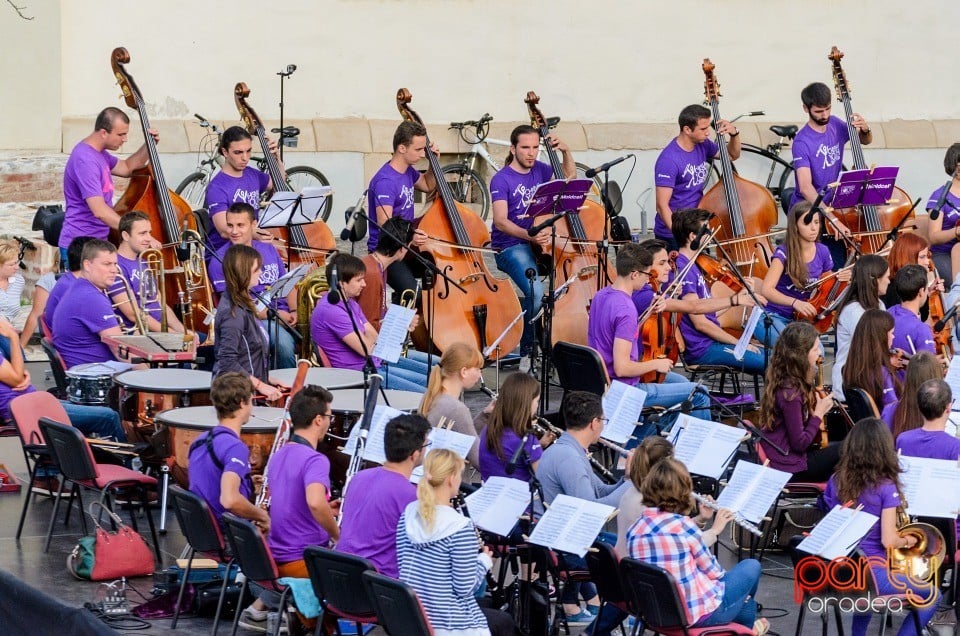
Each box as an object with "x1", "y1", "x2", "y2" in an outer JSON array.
[
  {"x1": 296, "y1": 266, "x2": 329, "y2": 363},
  {"x1": 890, "y1": 505, "x2": 946, "y2": 581}
]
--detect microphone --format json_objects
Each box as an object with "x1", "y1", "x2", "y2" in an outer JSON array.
[
  {"x1": 176, "y1": 218, "x2": 191, "y2": 262},
  {"x1": 327, "y1": 264, "x2": 341, "y2": 304},
  {"x1": 584, "y1": 154, "x2": 634, "y2": 179},
  {"x1": 934, "y1": 302, "x2": 960, "y2": 332},
  {"x1": 525, "y1": 268, "x2": 537, "y2": 280},
  {"x1": 340, "y1": 190, "x2": 369, "y2": 241},
  {"x1": 690, "y1": 218, "x2": 715, "y2": 251},
  {"x1": 505, "y1": 433, "x2": 530, "y2": 475},
  {"x1": 929, "y1": 180, "x2": 952, "y2": 221},
  {"x1": 648, "y1": 382, "x2": 703, "y2": 423}
]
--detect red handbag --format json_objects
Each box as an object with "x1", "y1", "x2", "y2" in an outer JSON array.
[{"x1": 67, "y1": 502, "x2": 155, "y2": 581}]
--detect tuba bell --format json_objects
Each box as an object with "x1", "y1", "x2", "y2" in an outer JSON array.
[
  {"x1": 890, "y1": 506, "x2": 946, "y2": 582},
  {"x1": 296, "y1": 266, "x2": 329, "y2": 363}
]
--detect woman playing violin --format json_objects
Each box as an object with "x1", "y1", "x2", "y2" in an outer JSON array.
[
  {"x1": 842, "y1": 308, "x2": 902, "y2": 412},
  {"x1": 882, "y1": 233, "x2": 939, "y2": 321},
  {"x1": 924, "y1": 143, "x2": 960, "y2": 281}
]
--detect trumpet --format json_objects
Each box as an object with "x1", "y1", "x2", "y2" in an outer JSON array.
[
  {"x1": 399, "y1": 279, "x2": 421, "y2": 358},
  {"x1": 111, "y1": 268, "x2": 147, "y2": 336},
  {"x1": 691, "y1": 492, "x2": 763, "y2": 537},
  {"x1": 138, "y1": 248, "x2": 167, "y2": 332}
]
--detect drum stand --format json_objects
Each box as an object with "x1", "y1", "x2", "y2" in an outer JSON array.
[{"x1": 158, "y1": 464, "x2": 170, "y2": 533}]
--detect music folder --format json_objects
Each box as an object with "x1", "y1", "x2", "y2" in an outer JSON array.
[
  {"x1": 827, "y1": 166, "x2": 899, "y2": 208},
  {"x1": 260, "y1": 186, "x2": 333, "y2": 229}
]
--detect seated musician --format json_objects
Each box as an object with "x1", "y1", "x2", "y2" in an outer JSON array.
[
  {"x1": 666, "y1": 211, "x2": 766, "y2": 374},
  {"x1": 476, "y1": 372, "x2": 550, "y2": 482},
  {"x1": 536, "y1": 391, "x2": 633, "y2": 627},
  {"x1": 888, "y1": 264, "x2": 935, "y2": 356},
  {"x1": 895, "y1": 379, "x2": 960, "y2": 459},
  {"x1": 887, "y1": 351, "x2": 942, "y2": 435},
  {"x1": 208, "y1": 202, "x2": 297, "y2": 369},
  {"x1": 420, "y1": 342, "x2": 485, "y2": 472},
  {"x1": 20, "y1": 269, "x2": 55, "y2": 350},
  {"x1": 757, "y1": 321, "x2": 839, "y2": 482},
  {"x1": 108, "y1": 211, "x2": 189, "y2": 336},
  {"x1": 0, "y1": 240, "x2": 26, "y2": 358},
  {"x1": 627, "y1": 458, "x2": 766, "y2": 635},
  {"x1": 51, "y1": 239, "x2": 137, "y2": 368},
  {"x1": 842, "y1": 308, "x2": 901, "y2": 413},
  {"x1": 211, "y1": 244, "x2": 284, "y2": 402},
  {"x1": 823, "y1": 419, "x2": 938, "y2": 635},
  {"x1": 310, "y1": 253, "x2": 428, "y2": 393},
  {"x1": 337, "y1": 413, "x2": 431, "y2": 578},
  {"x1": 832, "y1": 254, "x2": 889, "y2": 401},
  {"x1": 923, "y1": 143, "x2": 960, "y2": 281},
  {"x1": 882, "y1": 233, "x2": 937, "y2": 321},
  {"x1": 490, "y1": 124, "x2": 575, "y2": 364},
  {"x1": 44, "y1": 236, "x2": 94, "y2": 332},
  {"x1": 587, "y1": 241, "x2": 711, "y2": 425}
]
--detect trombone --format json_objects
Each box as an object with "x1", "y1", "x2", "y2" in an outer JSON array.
[
  {"x1": 111, "y1": 268, "x2": 148, "y2": 336},
  {"x1": 138, "y1": 248, "x2": 166, "y2": 332}
]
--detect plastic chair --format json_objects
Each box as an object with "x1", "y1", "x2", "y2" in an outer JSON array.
[
  {"x1": 527, "y1": 543, "x2": 592, "y2": 636},
  {"x1": 38, "y1": 417, "x2": 159, "y2": 560},
  {"x1": 552, "y1": 341, "x2": 610, "y2": 398},
  {"x1": 40, "y1": 338, "x2": 68, "y2": 398},
  {"x1": 168, "y1": 485, "x2": 232, "y2": 632},
  {"x1": 618, "y1": 557, "x2": 753, "y2": 635},
  {"x1": 303, "y1": 546, "x2": 378, "y2": 634},
  {"x1": 844, "y1": 386, "x2": 880, "y2": 421},
  {"x1": 221, "y1": 513, "x2": 292, "y2": 636},
  {"x1": 585, "y1": 541, "x2": 632, "y2": 636},
  {"x1": 362, "y1": 570, "x2": 433, "y2": 636}
]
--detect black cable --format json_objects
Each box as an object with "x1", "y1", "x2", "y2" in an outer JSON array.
[{"x1": 83, "y1": 602, "x2": 151, "y2": 630}]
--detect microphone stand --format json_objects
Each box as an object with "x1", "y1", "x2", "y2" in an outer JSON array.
[
  {"x1": 537, "y1": 218, "x2": 558, "y2": 413},
  {"x1": 694, "y1": 386, "x2": 789, "y2": 457},
  {"x1": 335, "y1": 278, "x2": 390, "y2": 406},
  {"x1": 593, "y1": 163, "x2": 617, "y2": 289}
]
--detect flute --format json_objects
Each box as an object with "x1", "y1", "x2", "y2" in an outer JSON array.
[{"x1": 691, "y1": 492, "x2": 763, "y2": 537}]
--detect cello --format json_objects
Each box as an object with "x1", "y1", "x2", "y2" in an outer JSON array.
[
  {"x1": 828, "y1": 46, "x2": 915, "y2": 254},
  {"x1": 110, "y1": 47, "x2": 214, "y2": 341},
  {"x1": 234, "y1": 83, "x2": 336, "y2": 266},
  {"x1": 396, "y1": 89, "x2": 523, "y2": 360},
  {"x1": 698, "y1": 59, "x2": 779, "y2": 280},
  {"x1": 524, "y1": 92, "x2": 613, "y2": 346}
]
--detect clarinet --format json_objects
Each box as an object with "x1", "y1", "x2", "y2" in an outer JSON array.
[
  {"x1": 691, "y1": 492, "x2": 763, "y2": 537},
  {"x1": 452, "y1": 494, "x2": 484, "y2": 552}
]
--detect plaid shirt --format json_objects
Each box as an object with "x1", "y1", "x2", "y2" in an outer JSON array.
[{"x1": 626, "y1": 507, "x2": 724, "y2": 624}]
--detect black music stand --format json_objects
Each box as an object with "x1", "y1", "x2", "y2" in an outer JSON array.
[
  {"x1": 260, "y1": 185, "x2": 333, "y2": 268},
  {"x1": 262, "y1": 263, "x2": 312, "y2": 368}
]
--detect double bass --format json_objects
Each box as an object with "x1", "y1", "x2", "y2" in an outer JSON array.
[
  {"x1": 828, "y1": 46, "x2": 914, "y2": 254},
  {"x1": 524, "y1": 92, "x2": 613, "y2": 346},
  {"x1": 110, "y1": 47, "x2": 214, "y2": 340},
  {"x1": 698, "y1": 59, "x2": 779, "y2": 280},
  {"x1": 234, "y1": 83, "x2": 336, "y2": 266},
  {"x1": 396, "y1": 89, "x2": 522, "y2": 359}
]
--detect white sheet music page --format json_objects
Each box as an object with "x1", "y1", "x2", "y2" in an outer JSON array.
[
  {"x1": 601, "y1": 381, "x2": 647, "y2": 444},
  {"x1": 733, "y1": 306, "x2": 762, "y2": 361},
  {"x1": 527, "y1": 494, "x2": 615, "y2": 557},
  {"x1": 341, "y1": 405, "x2": 404, "y2": 465},
  {"x1": 668, "y1": 414, "x2": 744, "y2": 479},
  {"x1": 372, "y1": 303, "x2": 416, "y2": 363},
  {"x1": 464, "y1": 477, "x2": 530, "y2": 536},
  {"x1": 796, "y1": 505, "x2": 878, "y2": 560},
  {"x1": 899, "y1": 454, "x2": 960, "y2": 518},
  {"x1": 945, "y1": 356, "x2": 960, "y2": 397},
  {"x1": 715, "y1": 460, "x2": 791, "y2": 524},
  {"x1": 410, "y1": 427, "x2": 476, "y2": 483}
]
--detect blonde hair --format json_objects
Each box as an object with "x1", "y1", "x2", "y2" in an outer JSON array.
[
  {"x1": 0, "y1": 240, "x2": 18, "y2": 266},
  {"x1": 416, "y1": 449, "x2": 465, "y2": 532},
  {"x1": 420, "y1": 342, "x2": 483, "y2": 415}
]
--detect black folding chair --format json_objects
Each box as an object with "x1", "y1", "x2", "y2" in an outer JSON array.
[{"x1": 362, "y1": 570, "x2": 433, "y2": 636}]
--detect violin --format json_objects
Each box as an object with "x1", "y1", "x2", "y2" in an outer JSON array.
[
  {"x1": 639, "y1": 265, "x2": 679, "y2": 383},
  {"x1": 814, "y1": 355, "x2": 854, "y2": 447},
  {"x1": 890, "y1": 347, "x2": 912, "y2": 371},
  {"x1": 234, "y1": 83, "x2": 336, "y2": 266},
  {"x1": 697, "y1": 59, "x2": 778, "y2": 279},
  {"x1": 798, "y1": 263, "x2": 854, "y2": 333},
  {"x1": 924, "y1": 259, "x2": 954, "y2": 360},
  {"x1": 524, "y1": 92, "x2": 613, "y2": 346},
  {"x1": 828, "y1": 47, "x2": 915, "y2": 255},
  {"x1": 396, "y1": 89, "x2": 523, "y2": 360}
]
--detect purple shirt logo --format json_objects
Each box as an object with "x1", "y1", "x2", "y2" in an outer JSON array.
[
  {"x1": 815, "y1": 142, "x2": 841, "y2": 169},
  {"x1": 681, "y1": 162, "x2": 711, "y2": 189}
]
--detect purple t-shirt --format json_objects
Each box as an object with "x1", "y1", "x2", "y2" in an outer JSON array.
[
  {"x1": 367, "y1": 163, "x2": 421, "y2": 252},
  {"x1": 926, "y1": 184, "x2": 960, "y2": 254},
  {"x1": 896, "y1": 428, "x2": 960, "y2": 461},
  {"x1": 824, "y1": 477, "x2": 899, "y2": 559},
  {"x1": 888, "y1": 305, "x2": 935, "y2": 355},
  {"x1": 310, "y1": 295, "x2": 379, "y2": 370},
  {"x1": 881, "y1": 368, "x2": 897, "y2": 408},
  {"x1": 44, "y1": 272, "x2": 79, "y2": 329},
  {"x1": 674, "y1": 253, "x2": 720, "y2": 358},
  {"x1": 790, "y1": 117, "x2": 850, "y2": 209},
  {"x1": 880, "y1": 401, "x2": 896, "y2": 431},
  {"x1": 51, "y1": 277, "x2": 117, "y2": 368},
  {"x1": 768, "y1": 242, "x2": 834, "y2": 319},
  {"x1": 653, "y1": 138, "x2": 719, "y2": 239},
  {"x1": 490, "y1": 162, "x2": 556, "y2": 250},
  {"x1": 188, "y1": 425, "x2": 252, "y2": 523},
  {"x1": 107, "y1": 253, "x2": 163, "y2": 329},
  {"x1": 336, "y1": 466, "x2": 417, "y2": 578},
  {"x1": 208, "y1": 240, "x2": 289, "y2": 312},
  {"x1": 478, "y1": 426, "x2": 544, "y2": 483},
  {"x1": 0, "y1": 349, "x2": 36, "y2": 420},
  {"x1": 60, "y1": 142, "x2": 120, "y2": 247},
  {"x1": 203, "y1": 168, "x2": 271, "y2": 254},
  {"x1": 631, "y1": 285, "x2": 655, "y2": 317},
  {"x1": 267, "y1": 442, "x2": 332, "y2": 563},
  {"x1": 588, "y1": 286, "x2": 640, "y2": 386}
]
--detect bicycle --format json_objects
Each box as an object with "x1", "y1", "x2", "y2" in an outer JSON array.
[{"x1": 175, "y1": 114, "x2": 333, "y2": 221}]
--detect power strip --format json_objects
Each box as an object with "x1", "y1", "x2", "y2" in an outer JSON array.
[{"x1": 101, "y1": 589, "x2": 129, "y2": 616}]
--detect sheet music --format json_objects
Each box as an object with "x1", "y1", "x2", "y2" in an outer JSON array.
[
  {"x1": 527, "y1": 494, "x2": 615, "y2": 557},
  {"x1": 260, "y1": 186, "x2": 333, "y2": 228},
  {"x1": 733, "y1": 306, "x2": 762, "y2": 361},
  {"x1": 372, "y1": 303, "x2": 416, "y2": 363},
  {"x1": 715, "y1": 460, "x2": 791, "y2": 524},
  {"x1": 464, "y1": 477, "x2": 530, "y2": 536},
  {"x1": 899, "y1": 454, "x2": 960, "y2": 518},
  {"x1": 945, "y1": 356, "x2": 960, "y2": 397},
  {"x1": 668, "y1": 414, "x2": 744, "y2": 479},
  {"x1": 796, "y1": 505, "x2": 878, "y2": 560},
  {"x1": 341, "y1": 405, "x2": 405, "y2": 465},
  {"x1": 601, "y1": 381, "x2": 647, "y2": 444},
  {"x1": 290, "y1": 186, "x2": 334, "y2": 224},
  {"x1": 411, "y1": 427, "x2": 477, "y2": 483}
]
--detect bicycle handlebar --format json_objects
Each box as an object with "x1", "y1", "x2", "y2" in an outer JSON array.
[{"x1": 728, "y1": 110, "x2": 765, "y2": 123}]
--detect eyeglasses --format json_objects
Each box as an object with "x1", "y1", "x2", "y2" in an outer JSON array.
[
  {"x1": 318, "y1": 413, "x2": 333, "y2": 420},
  {"x1": 421, "y1": 441, "x2": 433, "y2": 450},
  {"x1": 635, "y1": 270, "x2": 652, "y2": 278}
]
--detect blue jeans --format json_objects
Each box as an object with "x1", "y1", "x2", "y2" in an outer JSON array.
[
  {"x1": 751, "y1": 311, "x2": 789, "y2": 350},
  {"x1": 494, "y1": 244, "x2": 543, "y2": 355},
  {"x1": 685, "y1": 341, "x2": 766, "y2": 376},
  {"x1": 694, "y1": 559, "x2": 761, "y2": 629},
  {"x1": 62, "y1": 401, "x2": 126, "y2": 442},
  {"x1": 379, "y1": 353, "x2": 431, "y2": 394},
  {"x1": 640, "y1": 372, "x2": 712, "y2": 428},
  {"x1": 851, "y1": 565, "x2": 938, "y2": 636},
  {"x1": 263, "y1": 319, "x2": 296, "y2": 370}
]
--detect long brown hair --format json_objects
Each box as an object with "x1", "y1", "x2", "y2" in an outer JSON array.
[
  {"x1": 784, "y1": 201, "x2": 816, "y2": 288},
  {"x1": 420, "y1": 342, "x2": 483, "y2": 415},
  {"x1": 835, "y1": 417, "x2": 904, "y2": 505},
  {"x1": 842, "y1": 309, "x2": 900, "y2": 408},
  {"x1": 628, "y1": 436, "x2": 674, "y2": 491},
  {"x1": 640, "y1": 458, "x2": 694, "y2": 515},
  {"x1": 891, "y1": 351, "x2": 943, "y2": 439},
  {"x1": 485, "y1": 372, "x2": 539, "y2": 460},
  {"x1": 223, "y1": 244, "x2": 261, "y2": 316},
  {"x1": 836, "y1": 254, "x2": 888, "y2": 315},
  {"x1": 887, "y1": 233, "x2": 929, "y2": 280},
  {"x1": 759, "y1": 322, "x2": 819, "y2": 431}
]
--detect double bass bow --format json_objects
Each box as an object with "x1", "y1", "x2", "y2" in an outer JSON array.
[
  {"x1": 396, "y1": 89, "x2": 523, "y2": 360},
  {"x1": 234, "y1": 83, "x2": 336, "y2": 266}
]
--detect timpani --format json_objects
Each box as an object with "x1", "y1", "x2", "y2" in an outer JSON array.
[
  {"x1": 114, "y1": 369, "x2": 213, "y2": 443},
  {"x1": 269, "y1": 367, "x2": 365, "y2": 391}
]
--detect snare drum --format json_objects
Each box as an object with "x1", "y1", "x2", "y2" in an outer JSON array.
[
  {"x1": 65, "y1": 363, "x2": 119, "y2": 405},
  {"x1": 157, "y1": 405, "x2": 283, "y2": 488},
  {"x1": 115, "y1": 369, "x2": 213, "y2": 443},
  {"x1": 270, "y1": 367, "x2": 365, "y2": 391}
]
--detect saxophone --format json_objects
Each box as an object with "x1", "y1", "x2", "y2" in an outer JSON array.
[{"x1": 296, "y1": 267, "x2": 329, "y2": 363}]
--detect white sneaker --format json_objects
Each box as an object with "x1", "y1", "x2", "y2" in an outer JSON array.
[
  {"x1": 238, "y1": 605, "x2": 269, "y2": 633},
  {"x1": 519, "y1": 357, "x2": 532, "y2": 373}
]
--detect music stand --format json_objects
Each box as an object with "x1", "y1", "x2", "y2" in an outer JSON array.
[
  {"x1": 826, "y1": 166, "x2": 899, "y2": 208},
  {"x1": 261, "y1": 186, "x2": 333, "y2": 267}
]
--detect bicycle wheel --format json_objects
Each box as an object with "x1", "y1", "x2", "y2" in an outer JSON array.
[
  {"x1": 285, "y1": 166, "x2": 333, "y2": 222},
  {"x1": 440, "y1": 164, "x2": 490, "y2": 221},
  {"x1": 175, "y1": 171, "x2": 209, "y2": 210},
  {"x1": 574, "y1": 162, "x2": 605, "y2": 201},
  {"x1": 737, "y1": 145, "x2": 796, "y2": 216}
]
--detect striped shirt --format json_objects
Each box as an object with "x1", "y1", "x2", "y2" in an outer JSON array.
[
  {"x1": 626, "y1": 507, "x2": 724, "y2": 624},
  {"x1": 0, "y1": 273, "x2": 24, "y2": 323}
]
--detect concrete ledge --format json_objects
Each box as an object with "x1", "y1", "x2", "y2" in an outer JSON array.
[{"x1": 882, "y1": 119, "x2": 935, "y2": 149}]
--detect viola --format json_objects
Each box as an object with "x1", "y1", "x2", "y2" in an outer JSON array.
[
  {"x1": 396, "y1": 89, "x2": 522, "y2": 360},
  {"x1": 828, "y1": 47, "x2": 915, "y2": 255},
  {"x1": 639, "y1": 266, "x2": 679, "y2": 384},
  {"x1": 110, "y1": 47, "x2": 214, "y2": 340},
  {"x1": 524, "y1": 92, "x2": 613, "y2": 346},
  {"x1": 697, "y1": 59, "x2": 778, "y2": 279},
  {"x1": 234, "y1": 83, "x2": 336, "y2": 266}
]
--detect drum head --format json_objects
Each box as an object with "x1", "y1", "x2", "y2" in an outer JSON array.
[
  {"x1": 156, "y1": 406, "x2": 284, "y2": 433},
  {"x1": 65, "y1": 363, "x2": 121, "y2": 378},
  {"x1": 114, "y1": 369, "x2": 212, "y2": 392},
  {"x1": 271, "y1": 367, "x2": 365, "y2": 391},
  {"x1": 330, "y1": 388, "x2": 421, "y2": 414}
]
